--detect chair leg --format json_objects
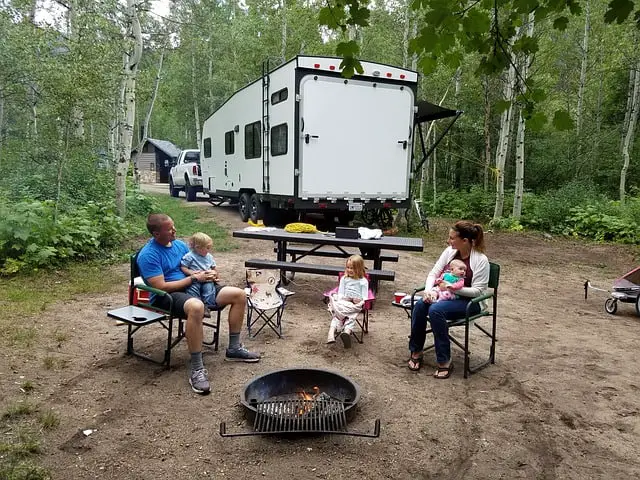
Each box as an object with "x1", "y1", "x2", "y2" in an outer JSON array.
[{"x1": 203, "y1": 310, "x2": 221, "y2": 351}]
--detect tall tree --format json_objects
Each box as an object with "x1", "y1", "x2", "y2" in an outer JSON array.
[{"x1": 115, "y1": 0, "x2": 143, "y2": 217}]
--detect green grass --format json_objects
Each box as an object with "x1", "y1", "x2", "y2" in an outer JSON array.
[
  {"x1": 0, "y1": 403, "x2": 52, "y2": 480},
  {"x1": 2, "y1": 403, "x2": 36, "y2": 420},
  {"x1": 38, "y1": 410, "x2": 59, "y2": 430}
]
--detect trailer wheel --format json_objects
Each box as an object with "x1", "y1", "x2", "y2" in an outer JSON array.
[
  {"x1": 169, "y1": 179, "x2": 180, "y2": 197},
  {"x1": 239, "y1": 193, "x2": 251, "y2": 222},
  {"x1": 605, "y1": 298, "x2": 618, "y2": 315},
  {"x1": 249, "y1": 194, "x2": 265, "y2": 223}
]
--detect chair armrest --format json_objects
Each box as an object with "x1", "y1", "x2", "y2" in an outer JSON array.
[
  {"x1": 244, "y1": 287, "x2": 251, "y2": 297},
  {"x1": 277, "y1": 287, "x2": 295, "y2": 297},
  {"x1": 135, "y1": 284, "x2": 169, "y2": 296},
  {"x1": 465, "y1": 291, "x2": 494, "y2": 317},
  {"x1": 410, "y1": 287, "x2": 425, "y2": 309},
  {"x1": 468, "y1": 291, "x2": 494, "y2": 305}
]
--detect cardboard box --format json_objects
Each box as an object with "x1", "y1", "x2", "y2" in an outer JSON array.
[{"x1": 335, "y1": 227, "x2": 359, "y2": 239}]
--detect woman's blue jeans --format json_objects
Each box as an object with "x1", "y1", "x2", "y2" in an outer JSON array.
[{"x1": 409, "y1": 298, "x2": 481, "y2": 363}]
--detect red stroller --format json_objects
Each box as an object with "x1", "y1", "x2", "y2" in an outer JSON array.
[{"x1": 585, "y1": 266, "x2": 640, "y2": 316}]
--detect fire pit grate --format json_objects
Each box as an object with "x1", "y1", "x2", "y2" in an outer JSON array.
[{"x1": 219, "y1": 398, "x2": 380, "y2": 438}]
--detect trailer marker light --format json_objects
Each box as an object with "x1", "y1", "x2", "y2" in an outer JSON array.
[
  {"x1": 386, "y1": 72, "x2": 392, "y2": 77},
  {"x1": 329, "y1": 65, "x2": 335, "y2": 70},
  {"x1": 400, "y1": 74, "x2": 406, "y2": 79},
  {"x1": 314, "y1": 63, "x2": 320, "y2": 68},
  {"x1": 383, "y1": 202, "x2": 392, "y2": 208},
  {"x1": 318, "y1": 203, "x2": 327, "y2": 209}
]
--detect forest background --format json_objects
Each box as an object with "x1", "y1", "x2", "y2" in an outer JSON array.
[{"x1": 2, "y1": 0, "x2": 640, "y2": 274}]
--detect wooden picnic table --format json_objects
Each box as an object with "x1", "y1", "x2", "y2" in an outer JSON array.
[{"x1": 232, "y1": 228, "x2": 424, "y2": 293}]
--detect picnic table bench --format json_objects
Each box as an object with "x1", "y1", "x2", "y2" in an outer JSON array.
[
  {"x1": 245, "y1": 258, "x2": 395, "y2": 283},
  {"x1": 276, "y1": 245, "x2": 399, "y2": 264}
]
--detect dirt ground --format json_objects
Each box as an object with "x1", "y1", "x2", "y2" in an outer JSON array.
[{"x1": 5, "y1": 190, "x2": 640, "y2": 479}]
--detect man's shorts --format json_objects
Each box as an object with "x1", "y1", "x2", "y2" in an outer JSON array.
[{"x1": 151, "y1": 284, "x2": 226, "y2": 317}]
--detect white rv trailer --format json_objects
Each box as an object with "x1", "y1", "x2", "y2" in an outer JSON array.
[{"x1": 200, "y1": 55, "x2": 419, "y2": 224}]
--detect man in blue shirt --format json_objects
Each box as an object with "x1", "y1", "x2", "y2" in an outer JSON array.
[{"x1": 137, "y1": 213, "x2": 260, "y2": 395}]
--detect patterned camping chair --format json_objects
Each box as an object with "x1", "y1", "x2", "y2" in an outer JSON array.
[{"x1": 245, "y1": 268, "x2": 295, "y2": 338}]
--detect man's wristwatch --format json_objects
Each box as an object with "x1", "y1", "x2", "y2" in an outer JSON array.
[{"x1": 190, "y1": 274, "x2": 197, "y2": 284}]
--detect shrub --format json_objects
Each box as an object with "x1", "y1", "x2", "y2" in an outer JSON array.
[
  {"x1": 520, "y1": 180, "x2": 607, "y2": 232},
  {"x1": 0, "y1": 200, "x2": 131, "y2": 274},
  {"x1": 566, "y1": 204, "x2": 640, "y2": 243}
]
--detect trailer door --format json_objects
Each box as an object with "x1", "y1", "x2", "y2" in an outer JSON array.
[{"x1": 299, "y1": 75, "x2": 414, "y2": 199}]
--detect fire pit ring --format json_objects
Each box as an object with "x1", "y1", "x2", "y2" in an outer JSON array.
[
  {"x1": 220, "y1": 368, "x2": 379, "y2": 438},
  {"x1": 240, "y1": 367, "x2": 361, "y2": 419}
]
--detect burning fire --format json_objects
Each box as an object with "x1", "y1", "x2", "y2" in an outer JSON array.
[{"x1": 296, "y1": 386, "x2": 320, "y2": 415}]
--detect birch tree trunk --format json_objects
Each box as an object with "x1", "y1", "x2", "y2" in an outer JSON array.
[
  {"x1": 620, "y1": 58, "x2": 640, "y2": 204},
  {"x1": 191, "y1": 51, "x2": 201, "y2": 147},
  {"x1": 208, "y1": 57, "x2": 215, "y2": 112},
  {"x1": 493, "y1": 62, "x2": 516, "y2": 221},
  {"x1": 512, "y1": 14, "x2": 535, "y2": 219},
  {"x1": 115, "y1": 0, "x2": 143, "y2": 217},
  {"x1": 482, "y1": 77, "x2": 491, "y2": 191},
  {"x1": 142, "y1": 50, "x2": 164, "y2": 143},
  {"x1": 0, "y1": 91, "x2": 4, "y2": 167},
  {"x1": 280, "y1": 0, "x2": 287, "y2": 63},
  {"x1": 576, "y1": 0, "x2": 590, "y2": 138},
  {"x1": 621, "y1": 63, "x2": 635, "y2": 152}
]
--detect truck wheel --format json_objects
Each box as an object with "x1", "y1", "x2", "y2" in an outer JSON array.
[
  {"x1": 185, "y1": 181, "x2": 197, "y2": 202},
  {"x1": 249, "y1": 194, "x2": 264, "y2": 223},
  {"x1": 169, "y1": 179, "x2": 179, "y2": 197},
  {"x1": 239, "y1": 193, "x2": 251, "y2": 222}
]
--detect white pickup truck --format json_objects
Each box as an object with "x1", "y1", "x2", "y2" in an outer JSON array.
[{"x1": 168, "y1": 149, "x2": 201, "y2": 202}]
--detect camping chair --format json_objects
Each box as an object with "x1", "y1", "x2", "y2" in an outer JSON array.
[
  {"x1": 323, "y1": 272, "x2": 375, "y2": 344},
  {"x1": 245, "y1": 268, "x2": 295, "y2": 338},
  {"x1": 403, "y1": 262, "x2": 500, "y2": 378},
  {"x1": 106, "y1": 251, "x2": 223, "y2": 367}
]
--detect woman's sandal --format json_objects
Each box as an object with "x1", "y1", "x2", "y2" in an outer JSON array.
[
  {"x1": 408, "y1": 355, "x2": 423, "y2": 371},
  {"x1": 433, "y1": 362, "x2": 454, "y2": 379}
]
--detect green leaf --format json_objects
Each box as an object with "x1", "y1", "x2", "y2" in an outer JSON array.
[
  {"x1": 525, "y1": 111, "x2": 547, "y2": 132},
  {"x1": 552, "y1": 110, "x2": 575, "y2": 131},
  {"x1": 462, "y1": 9, "x2": 491, "y2": 34},
  {"x1": 336, "y1": 40, "x2": 360, "y2": 58},
  {"x1": 604, "y1": 0, "x2": 634, "y2": 24},
  {"x1": 417, "y1": 55, "x2": 438, "y2": 75},
  {"x1": 553, "y1": 16, "x2": 570, "y2": 30},
  {"x1": 319, "y1": 6, "x2": 344, "y2": 30},
  {"x1": 495, "y1": 99, "x2": 511, "y2": 114}
]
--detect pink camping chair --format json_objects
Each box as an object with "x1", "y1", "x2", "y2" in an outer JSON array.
[{"x1": 322, "y1": 272, "x2": 375, "y2": 343}]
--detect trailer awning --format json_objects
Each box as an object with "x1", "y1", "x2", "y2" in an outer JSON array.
[{"x1": 414, "y1": 100, "x2": 458, "y2": 124}]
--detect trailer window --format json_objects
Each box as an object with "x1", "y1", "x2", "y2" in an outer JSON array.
[
  {"x1": 203, "y1": 138, "x2": 212, "y2": 158},
  {"x1": 225, "y1": 131, "x2": 234, "y2": 155},
  {"x1": 271, "y1": 88, "x2": 288, "y2": 105},
  {"x1": 271, "y1": 123, "x2": 288, "y2": 156},
  {"x1": 244, "y1": 121, "x2": 261, "y2": 159}
]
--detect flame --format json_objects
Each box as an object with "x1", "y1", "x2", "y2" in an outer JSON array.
[{"x1": 296, "y1": 386, "x2": 320, "y2": 415}]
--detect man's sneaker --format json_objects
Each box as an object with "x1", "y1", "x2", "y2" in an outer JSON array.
[
  {"x1": 189, "y1": 368, "x2": 211, "y2": 395},
  {"x1": 225, "y1": 345, "x2": 261, "y2": 363}
]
